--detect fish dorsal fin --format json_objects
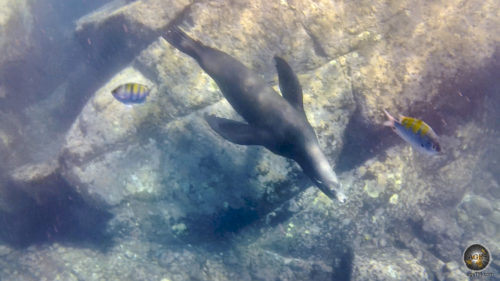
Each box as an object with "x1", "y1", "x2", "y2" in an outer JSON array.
[{"x1": 274, "y1": 56, "x2": 305, "y2": 115}]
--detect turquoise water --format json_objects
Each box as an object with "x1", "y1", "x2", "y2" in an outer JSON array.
[{"x1": 0, "y1": 0, "x2": 499, "y2": 280}]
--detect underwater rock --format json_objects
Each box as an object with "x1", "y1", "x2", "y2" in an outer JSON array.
[
  {"x1": 0, "y1": 160, "x2": 63, "y2": 213},
  {"x1": 10, "y1": 160, "x2": 59, "y2": 185},
  {"x1": 0, "y1": 0, "x2": 33, "y2": 65},
  {"x1": 0, "y1": 245, "x2": 11, "y2": 256},
  {"x1": 218, "y1": 188, "x2": 353, "y2": 280},
  {"x1": 352, "y1": 247, "x2": 429, "y2": 281},
  {"x1": 0, "y1": 182, "x2": 24, "y2": 213},
  {"x1": 347, "y1": 0, "x2": 500, "y2": 121},
  {"x1": 289, "y1": 0, "x2": 385, "y2": 58},
  {"x1": 461, "y1": 194, "x2": 493, "y2": 218},
  {"x1": 181, "y1": 0, "x2": 325, "y2": 76},
  {"x1": 59, "y1": 35, "x2": 222, "y2": 166},
  {"x1": 75, "y1": 0, "x2": 192, "y2": 67},
  {"x1": 60, "y1": 66, "x2": 165, "y2": 207},
  {"x1": 0, "y1": 240, "x2": 166, "y2": 281},
  {"x1": 8, "y1": 160, "x2": 63, "y2": 205},
  {"x1": 0, "y1": 14, "x2": 47, "y2": 166},
  {"x1": 62, "y1": 140, "x2": 163, "y2": 207},
  {"x1": 58, "y1": 39, "x2": 228, "y2": 209},
  {"x1": 241, "y1": 246, "x2": 336, "y2": 280},
  {"x1": 76, "y1": 0, "x2": 192, "y2": 33},
  {"x1": 329, "y1": 127, "x2": 486, "y2": 276},
  {"x1": 61, "y1": 67, "x2": 156, "y2": 163},
  {"x1": 0, "y1": 112, "x2": 24, "y2": 170}
]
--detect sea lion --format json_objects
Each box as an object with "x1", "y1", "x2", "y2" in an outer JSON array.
[{"x1": 164, "y1": 26, "x2": 346, "y2": 202}]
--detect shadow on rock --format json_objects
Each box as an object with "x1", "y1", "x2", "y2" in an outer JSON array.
[
  {"x1": 330, "y1": 244, "x2": 354, "y2": 281},
  {"x1": 0, "y1": 177, "x2": 113, "y2": 251},
  {"x1": 180, "y1": 203, "x2": 261, "y2": 248},
  {"x1": 172, "y1": 179, "x2": 310, "y2": 251},
  {"x1": 144, "y1": 117, "x2": 315, "y2": 250},
  {"x1": 336, "y1": 105, "x2": 397, "y2": 172},
  {"x1": 400, "y1": 49, "x2": 500, "y2": 143}
]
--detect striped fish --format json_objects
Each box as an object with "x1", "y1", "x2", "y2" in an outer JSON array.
[
  {"x1": 383, "y1": 109, "x2": 441, "y2": 155},
  {"x1": 111, "y1": 83, "x2": 150, "y2": 105}
]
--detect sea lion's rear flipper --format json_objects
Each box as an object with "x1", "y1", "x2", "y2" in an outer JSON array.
[
  {"x1": 205, "y1": 115, "x2": 269, "y2": 145},
  {"x1": 164, "y1": 25, "x2": 203, "y2": 61},
  {"x1": 274, "y1": 56, "x2": 305, "y2": 115}
]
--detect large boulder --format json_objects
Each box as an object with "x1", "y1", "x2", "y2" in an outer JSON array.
[
  {"x1": 0, "y1": 111, "x2": 26, "y2": 170},
  {"x1": 0, "y1": 160, "x2": 62, "y2": 213},
  {"x1": 9, "y1": 160, "x2": 61, "y2": 204},
  {"x1": 0, "y1": 0, "x2": 33, "y2": 66},
  {"x1": 345, "y1": 0, "x2": 500, "y2": 120},
  {"x1": 59, "y1": 66, "x2": 162, "y2": 207}
]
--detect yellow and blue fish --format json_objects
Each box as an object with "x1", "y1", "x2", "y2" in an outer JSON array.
[
  {"x1": 383, "y1": 109, "x2": 441, "y2": 155},
  {"x1": 111, "y1": 83, "x2": 150, "y2": 105}
]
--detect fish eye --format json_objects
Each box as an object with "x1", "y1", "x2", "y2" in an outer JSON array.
[{"x1": 420, "y1": 143, "x2": 425, "y2": 147}]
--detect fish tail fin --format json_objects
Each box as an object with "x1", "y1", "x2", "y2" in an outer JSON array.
[
  {"x1": 164, "y1": 25, "x2": 203, "y2": 61},
  {"x1": 383, "y1": 109, "x2": 396, "y2": 127}
]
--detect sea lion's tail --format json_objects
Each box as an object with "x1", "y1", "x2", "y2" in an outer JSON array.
[{"x1": 164, "y1": 25, "x2": 202, "y2": 61}]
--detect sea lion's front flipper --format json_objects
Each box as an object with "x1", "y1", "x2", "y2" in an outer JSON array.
[
  {"x1": 274, "y1": 56, "x2": 305, "y2": 115},
  {"x1": 205, "y1": 115, "x2": 269, "y2": 145}
]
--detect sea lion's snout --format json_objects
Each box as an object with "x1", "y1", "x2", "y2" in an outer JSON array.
[
  {"x1": 323, "y1": 178, "x2": 346, "y2": 203},
  {"x1": 335, "y1": 189, "x2": 347, "y2": 203},
  {"x1": 303, "y1": 143, "x2": 346, "y2": 203},
  {"x1": 313, "y1": 179, "x2": 346, "y2": 203}
]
